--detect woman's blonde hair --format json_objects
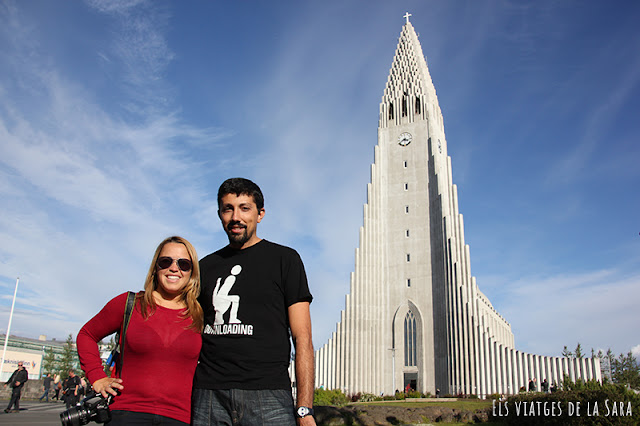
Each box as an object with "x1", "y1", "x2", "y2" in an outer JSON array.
[{"x1": 138, "y1": 236, "x2": 203, "y2": 332}]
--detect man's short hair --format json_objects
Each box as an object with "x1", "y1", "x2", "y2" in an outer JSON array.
[{"x1": 217, "y1": 178, "x2": 264, "y2": 211}]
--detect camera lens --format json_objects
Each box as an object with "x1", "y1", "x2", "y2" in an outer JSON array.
[
  {"x1": 60, "y1": 407, "x2": 84, "y2": 426},
  {"x1": 59, "y1": 392, "x2": 111, "y2": 426}
]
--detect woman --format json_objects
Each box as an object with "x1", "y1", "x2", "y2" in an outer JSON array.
[{"x1": 77, "y1": 236, "x2": 203, "y2": 425}]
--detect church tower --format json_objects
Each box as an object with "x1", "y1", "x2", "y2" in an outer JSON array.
[{"x1": 314, "y1": 14, "x2": 600, "y2": 397}]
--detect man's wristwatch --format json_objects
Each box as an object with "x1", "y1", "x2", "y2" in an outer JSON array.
[{"x1": 296, "y1": 406, "x2": 314, "y2": 418}]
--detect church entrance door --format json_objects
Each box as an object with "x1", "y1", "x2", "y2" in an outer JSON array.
[{"x1": 403, "y1": 372, "x2": 417, "y2": 392}]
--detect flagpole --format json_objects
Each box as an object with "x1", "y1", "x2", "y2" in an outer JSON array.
[{"x1": 1, "y1": 277, "x2": 20, "y2": 380}]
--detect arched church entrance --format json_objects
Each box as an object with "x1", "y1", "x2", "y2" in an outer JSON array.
[
  {"x1": 393, "y1": 301, "x2": 424, "y2": 393},
  {"x1": 403, "y1": 309, "x2": 418, "y2": 391}
]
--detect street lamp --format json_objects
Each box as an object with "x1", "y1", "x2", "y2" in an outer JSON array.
[{"x1": 1, "y1": 277, "x2": 20, "y2": 381}]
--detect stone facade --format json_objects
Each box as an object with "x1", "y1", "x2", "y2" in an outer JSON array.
[{"x1": 313, "y1": 18, "x2": 600, "y2": 397}]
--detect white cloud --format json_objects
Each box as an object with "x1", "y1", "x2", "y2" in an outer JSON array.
[{"x1": 0, "y1": 1, "x2": 228, "y2": 339}]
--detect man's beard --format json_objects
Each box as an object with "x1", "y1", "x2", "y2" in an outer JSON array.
[{"x1": 226, "y1": 224, "x2": 249, "y2": 246}]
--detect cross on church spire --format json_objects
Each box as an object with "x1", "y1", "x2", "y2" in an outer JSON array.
[{"x1": 403, "y1": 12, "x2": 412, "y2": 23}]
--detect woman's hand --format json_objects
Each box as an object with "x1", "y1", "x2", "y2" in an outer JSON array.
[{"x1": 92, "y1": 377, "x2": 124, "y2": 398}]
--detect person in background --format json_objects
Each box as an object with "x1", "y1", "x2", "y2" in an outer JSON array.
[
  {"x1": 39, "y1": 372, "x2": 53, "y2": 402},
  {"x1": 192, "y1": 178, "x2": 316, "y2": 426},
  {"x1": 62, "y1": 369, "x2": 81, "y2": 409},
  {"x1": 53, "y1": 376, "x2": 62, "y2": 401},
  {"x1": 541, "y1": 378, "x2": 549, "y2": 393},
  {"x1": 78, "y1": 375, "x2": 86, "y2": 399},
  {"x1": 77, "y1": 236, "x2": 203, "y2": 425},
  {"x1": 4, "y1": 361, "x2": 28, "y2": 413}
]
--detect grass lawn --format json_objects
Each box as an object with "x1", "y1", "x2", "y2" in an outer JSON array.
[
  {"x1": 336, "y1": 399, "x2": 500, "y2": 424},
  {"x1": 353, "y1": 398, "x2": 494, "y2": 411}
]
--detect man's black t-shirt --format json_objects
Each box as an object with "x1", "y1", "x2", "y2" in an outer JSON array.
[
  {"x1": 194, "y1": 240, "x2": 312, "y2": 390},
  {"x1": 43, "y1": 375, "x2": 53, "y2": 389},
  {"x1": 63, "y1": 375, "x2": 80, "y2": 392}
]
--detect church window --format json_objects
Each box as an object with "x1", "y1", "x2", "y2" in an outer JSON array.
[
  {"x1": 389, "y1": 103, "x2": 394, "y2": 120},
  {"x1": 407, "y1": 278, "x2": 411, "y2": 287},
  {"x1": 404, "y1": 311, "x2": 417, "y2": 366},
  {"x1": 402, "y1": 95, "x2": 408, "y2": 117},
  {"x1": 404, "y1": 183, "x2": 409, "y2": 191},
  {"x1": 406, "y1": 229, "x2": 410, "y2": 237},
  {"x1": 406, "y1": 254, "x2": 410, "y2": 262},
  {"x1": 404, "y1": 161, "x2": 408, "y2": 168},
  {"x1": 405, "y1": 205, "x2": 409, "y2": 214},
  {"x1": 415, "y1": 97, "x2": 421, "y2": 115}
]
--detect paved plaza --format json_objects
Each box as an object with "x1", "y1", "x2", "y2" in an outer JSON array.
[{"x1": 0, "y1": 400, "x2": 65, "y2": 425}]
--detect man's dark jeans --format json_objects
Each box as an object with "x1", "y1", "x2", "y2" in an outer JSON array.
[
  {"x1": 192, "y1": 388, "x2": 295, "y2": 425},
  {"x1": 6, "y1": 387, "x2": 22, "y2": 411},
  {"x1": 39, "y1": 388, "x2": 50, "y2": 402}
]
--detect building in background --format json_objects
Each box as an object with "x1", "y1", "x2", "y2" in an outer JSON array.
[
  {"x1": 313, "y1": 16, "x2": 600, "y2": 397},
  {"x1": 1, "y1": 334, "x2": 55, "y2": 381},
  {"x1": 0, "y1": 334, "x2": 111, "y2": 381}
]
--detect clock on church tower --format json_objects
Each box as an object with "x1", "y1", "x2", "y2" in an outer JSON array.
[{"x1": 398, "y1": 132, "x2": 412, "y2": 146}]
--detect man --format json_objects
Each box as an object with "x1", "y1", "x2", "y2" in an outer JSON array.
[
  {"x1": 4, "y1": 361, "x2": 28, "y2": 413},
  {"x1": 39, "y1": 372, "x2": 54, "y2": 402},
  {"x1": 62, "y1": 369, "x2": 80, "y2": 409},
  {"x1": 193, "y1": 178, "x2": 316, "y2": 426},
  {"x1": 541, "y1": 378, "x2": 549, "y2": 393}
]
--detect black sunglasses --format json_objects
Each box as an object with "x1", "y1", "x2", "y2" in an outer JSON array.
[{"x1": 157, "y1": 256, "x2": 192, "y2": 272}]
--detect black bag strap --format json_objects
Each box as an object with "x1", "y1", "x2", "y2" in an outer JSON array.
[{"x1": 115, "y1": 291, "x2": 136, "y2": 376}]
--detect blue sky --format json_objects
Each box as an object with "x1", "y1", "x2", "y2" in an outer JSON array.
[{"x1": 1, "y1": 1, "x2": 639, "y2": 360}]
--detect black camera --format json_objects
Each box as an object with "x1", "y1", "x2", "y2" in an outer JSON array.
[{"x1": 60, "y1": 392, "x2": 112, "y2": 426}]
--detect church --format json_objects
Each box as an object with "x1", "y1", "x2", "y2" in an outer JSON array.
[{"x1": 313, "y1": 14, "x2": 601, "y2": 397}]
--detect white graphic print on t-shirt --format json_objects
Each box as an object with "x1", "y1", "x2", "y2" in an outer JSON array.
[
  {"x1": 203, "y1": 264, "x2": 255, "y2": 336},
  {"x1": 213, "y1": 264, "x2": 242, "y2": 324}
]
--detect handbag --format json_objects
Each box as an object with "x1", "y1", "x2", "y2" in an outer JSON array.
[{"x1": 107, "y1": 291, "x2": 136, "y2": 377}]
